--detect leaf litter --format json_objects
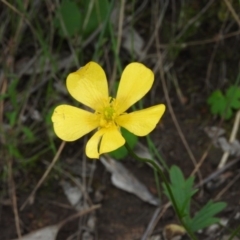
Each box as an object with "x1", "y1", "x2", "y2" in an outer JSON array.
[{"x1": 100, "y1": 155, "x2": 160, "y2": 206}]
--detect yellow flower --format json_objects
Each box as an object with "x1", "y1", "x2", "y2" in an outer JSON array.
[{"x1": 51, "y1": 61, "x2": 166, "y2": 159}]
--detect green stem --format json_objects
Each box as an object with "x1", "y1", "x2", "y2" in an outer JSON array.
[
  {"x1": 228, "y1": 224, "x2": 240, "y2": 240},
  {"x1": 153, "y1": 168, "x2": 161, "y2": 201},
  {"x1": 125, "y1": 142, "x2": 198, "y2": 240}
]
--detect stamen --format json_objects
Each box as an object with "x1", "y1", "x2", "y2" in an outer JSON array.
[{"x1": 98, "y1": 97, "x2": 118, "y2": 128}]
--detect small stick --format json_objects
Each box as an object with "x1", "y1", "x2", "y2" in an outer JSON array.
[
  {"x1": 223, "y1": 0, "x2": 240, "y2": 28},
  {"x1": 8, "y1": 158, "x2": 22, "y2": 239},
  {"x1": 20, "y1": 141, "x2": 66, "y2": 210},
  {"x1": 214, "y1": 171, "x2": 240, "y2": 200},
  {"x1": 58, "y1": 204, "x2": 101, "y2": 229},
  {"x1": 218, "y1": 110, "x2": 240, "y2": 169}
]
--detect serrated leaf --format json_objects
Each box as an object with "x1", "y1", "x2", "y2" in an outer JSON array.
[
  {"x1": 226, "y1": 86, "x2": 240, "y2": 109},
  {"x1": 207, "y1": 90, "x2": 226, "y2": 115},
  {"x1": 207, "y1": 90, "x2": 232, "y2": 119},
  {"x1": 163, "y1": 165, "x2": 196, "y2": 216},
  {"x1": 190, "y1": 200, "x2": 227, "y2": 231},
  {"x1": 170, "y1": 165, "x2": 185, "y2": 186},
  {"x1": 109, "y1": 128, "x2": 138, "y2": 160}
]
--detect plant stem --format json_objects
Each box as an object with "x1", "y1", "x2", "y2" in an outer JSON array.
[
  {"x1": 153, "y1": 168, "x2": 161, "y2": 201},
  {"x1": 228, "y1": 224, "x2": 240, "y2": 240},
  {"x1": 125, "y1": 142, "x2": 198, "y2": 240}
]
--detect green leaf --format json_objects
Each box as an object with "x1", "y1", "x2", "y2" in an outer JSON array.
[
  {"x1": 22, "y1": 126, "x2": 35, "y2": 142},
  {"x1": 207, "y1": 90, "x2": 226, "y2": 115},
  {"x1": 54, "y1": 0, "x2": 110, "y2": 39},
  {"x1": 207, "y1": 90, "x2": 232, "y2": 119},
  {"x1": 163, "y1": 165, "x2": 196, "y2": 217},
  {"x1": 81, "y1": 0, "x2": 110, "y2": 37},
  {"x1": 109, "y1": 128, "x2": 138, "y2": 160},
  {"x1": 55, "y1": 0, "x2": 82, "y2": 37},
  {"x1": 163, "y1": 166, "x2": 226, "y2": 233},
  {"x1": 8, "y1": 77, "x2": 19, "y2": 109},
  {"x1": 8, "y1": 145, "x2": 23, "y2": 159},
  {"x1": 6, "y1": 111, "x2": 17, "y2": 127},
  {"x1": 190, "y1": 200, "x2": 227, "y2": 231},
  {"x1": 226, "y1": 86, "x2": 240, "y2": 109}
]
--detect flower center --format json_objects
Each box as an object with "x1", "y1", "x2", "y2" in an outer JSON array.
[
  {"x1": 98, "y1": 97, "x2": 117, "y2": 128},
  {"x1": 103, "y1": 106, "x2": 116, "y2": 121}
]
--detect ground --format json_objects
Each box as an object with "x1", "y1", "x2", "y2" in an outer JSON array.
[{"x1": 2, "y1": 106, "x2": 240, "y2": 240}]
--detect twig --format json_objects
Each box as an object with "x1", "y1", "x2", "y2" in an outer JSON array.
[
  {"x1": 168, "y1": 71, "x2": 187, "y2": 105},
  {"x1": 58, "y1": 204, "x2": 101, "y2": 229},
  {"x1": 8, "y1": 158, "x2": 22, "y2": 239},
  {"x1": 139, "y1": 0, "x2": 169, "y2": 62},
  {"x1": 175, "y1": 0, "x2": 215, "y2": 40},
  {"x1": 223, "y1": 0, "x2": 240, "y2": 28},
  {"x1": 154, "y1": 28, "x2": 202, "y2": 182},
  {"x1": 195, "y1": 157, "x2": 240, "y2": 188},
  {"x1": 0, "y1": 74, "x2": 7, "y2": 143},
  {"x1": 20, "y1": 141, "x2": 66, "y2": 210},
  {"x1": 1, "y1": 0, "x2": 38, "y2": 41},
  {"x1": 141, "y1": 207, "x2": 162, "y2": 240},
  {"x1": 214, "y1": 171, "x2": 240, "y2": 200},
  {"x1": 157, "y1": 29, "x2": 240, "y2": 49},
  {"x1": 141, "y1": 202, "x2": 171, "y2": 240},
  {"x1": 218, "y1": 110, "x2": 240, "y2": 169},
  {"x1": 110, "y1": 0, "x2": 125, "y2": 90}
]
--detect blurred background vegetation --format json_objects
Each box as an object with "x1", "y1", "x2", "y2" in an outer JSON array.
[{"x1": 1, "y1": 0, "x2": 240, "y2": 239}]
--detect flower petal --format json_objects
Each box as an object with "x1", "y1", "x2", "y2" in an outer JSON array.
[
  {"x1": 66, "y1": 61, "x2": 109, "y2": 110},
  {"x1": 116, "y1": 104, "x2": 166, "y2": 136},
  {"x1": 85, "y1": 129, "x2": 104, "y2": 159},
  {"x1": 116, "y1": 63, "x2": 154, "y2": 113},
  {"x1": 51, "y1": 105, "x2": 99, "y2": 141},
  {"x1": 100, "y1": 127, "x2": 125, "y2": 155},
  {"x1": 86, "y1": 127, "x2": 125, "y2": 159}
]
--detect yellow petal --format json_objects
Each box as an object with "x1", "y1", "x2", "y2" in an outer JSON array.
[
  {"x1": 66, "y1": 61, "x2": 109, "y2": 110},
  {"x1": 51, "y1": 105, "x2": 99, "y2": 141},
  {"x1": 116, "y1": 104, "x2": 166, "y2": 136},
  {"x1": 85, "y1": 129, "x2": 104, "y2": 159},
  {"x1": 100, "y1": 127, "x2": 125, "y2": 155},
  {"x1": 86, "y1": 127, "x2": 125, "y2": 159},
  {"x1": 116, "y1": 63, "x2": 154, "y2": 113}
]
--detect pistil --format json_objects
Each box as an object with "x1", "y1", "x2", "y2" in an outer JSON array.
[{"x1": 98, "y1": 97, "x2": 117, "y2": 128}]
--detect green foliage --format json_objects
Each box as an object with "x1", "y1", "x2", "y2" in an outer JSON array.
[
  {"x1": 109, "y1": 128, "x2": 138, "y2": 160},
  {"x1": 163, "y1": 165, "x2": 226, "y2": 232},
  {"x1": 190, "y1": 200, "x2": 227, "y2": 231},
  {"x1": 7, "y1": 77, "x2": 19, "y2": 110},
  {"x1": 163, "y1": 166, "x2": 197, "y2": 217},
  {"x1": 22, "y1": 126, "x2": 35, "y2": 143},
  {"x1": 207, "y1": 85, "x2": 240, "y2": 120},
  {"x1": 6, "y1": 111, "x2": 17, "y2": 127},
  {"x1": 55, "y1": 0, "x2": 82, "y2": 37},
  {"x1": 8, "y1": 145, "x2": 23, "y2": 159},
  {"x1": 55, "y1": 0, "x2": 110, "y2": 38}
]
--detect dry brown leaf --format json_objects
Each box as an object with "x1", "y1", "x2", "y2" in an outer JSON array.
[
  {"x1": 163, "y1": 224, "x2": 186, "y2": 240},
  {"x1": 100, "y1": 156, "x2": 159, "y2": 206}
]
